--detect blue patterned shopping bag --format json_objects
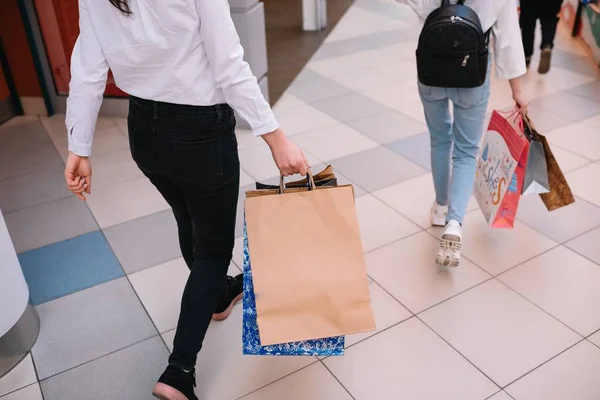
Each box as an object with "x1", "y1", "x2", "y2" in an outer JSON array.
[{"x1": 242, "y1": 221, "x2": 345, "y2": 356}]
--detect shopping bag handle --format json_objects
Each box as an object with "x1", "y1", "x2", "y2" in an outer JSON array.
[
  {"x1": 521, "y1": 113, "x2": 537, "y2": 142},
  {"x1": 279, "y1": 170, "x2": 316, "y2": 193}
]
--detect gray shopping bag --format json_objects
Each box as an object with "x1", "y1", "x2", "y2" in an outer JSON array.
[{"x1": 522, "y1": 137, "x2": 550, "y2": 196}]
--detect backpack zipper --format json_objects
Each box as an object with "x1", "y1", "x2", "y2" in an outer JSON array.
[
  {"x1": 450, "y1": 16, "x2": 464, "y2": 23},
  {"x1": 462, "y1": 55, "x2": 470, "y2": 66}
]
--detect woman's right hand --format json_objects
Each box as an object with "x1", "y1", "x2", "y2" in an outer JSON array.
[{"x1": 262, "y1": 128, "x2": 309, "y2": 177}]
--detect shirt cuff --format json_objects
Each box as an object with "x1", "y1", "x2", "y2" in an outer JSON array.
[{"x1": 251, "y1": 117, "x2": 280, "y2": 137}]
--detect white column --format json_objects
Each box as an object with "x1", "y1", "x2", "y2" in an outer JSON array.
[{"x1": 303, "y1": 0, "x2": 327, "y2": 31}]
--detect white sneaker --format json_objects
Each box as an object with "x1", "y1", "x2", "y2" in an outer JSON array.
[
  {"x1": 436, "y1": 220, "x2": 462, "y2": 267},
  {"x1": 431, "y1": 202, "x2": 448, "y2": 227}
]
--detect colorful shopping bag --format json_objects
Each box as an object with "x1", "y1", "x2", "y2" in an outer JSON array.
[
  {"x1": 242, "y1": 221, "x2": 345, "y2": 356},
  {"x1": 244, "y1": 172, "x2": 375, "y2": 346},
  {"x1": 475, "y1": 110, "x2": 530, "y2": 228}
]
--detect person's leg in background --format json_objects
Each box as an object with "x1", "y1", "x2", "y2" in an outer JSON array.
[
  {"x1": 436, "y1": 64, "x2": 491, "y2": 267},
  {"x1": 418, "y1": 84, "x2": 453, "y2": 228},
  {"x1": 538, "y1": 0, "x2": 564, "y2": 74},
  {"x1": 519, "y1": 0, "x2": 539, "y2": 68}
]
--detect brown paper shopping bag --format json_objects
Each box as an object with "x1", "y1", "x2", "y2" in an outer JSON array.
[
  {"x1": 523, "y1": 114, "x2": 575, "y2": 211},
  {"x1": 244, "y1": 174, "x2": 375, "y2": 346}
]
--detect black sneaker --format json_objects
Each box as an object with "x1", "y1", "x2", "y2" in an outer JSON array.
[
  {"x1": 153, "y1": 366, "x2": 198, "y2": 400},
  {"x1": 212, "y1": 274, "x2": 243, "y2": 321},
  {"x1": 538, "y1": 46, "x2": 553, "y2": 74}
]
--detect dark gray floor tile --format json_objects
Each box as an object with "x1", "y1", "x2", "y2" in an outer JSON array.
[
  {"x1": 566, "y1": 227, "x2": 600, "y2": 265},
  {"x1": 332, "y1": 146, "x2": 427, "y2": 192},
  {"x1": 4, "y1": 197, "x2": 98, "y2": 253},
  {"x1": 569, "y1": 81, "x2": 600, "y2": 103},
  {"x1": 517, "y1": 196, "x2": 600, "y2": 243},
  {"x1": 40, "y1": 336, "x2": 168, "y2": 400},
  {"x1": 531, "y1": 91, "x2": 600, "y2": 122},
  {"x1": 0, "y1": 119, "x2": 52, "y2": 150},
  {"x1": 386, "y1": 133, "x2": 431, "y2": 171},
  {"x1": 32, "y1": 278, "x2": 157, "y2": 379},
  {"x1": 347, "y1": 110, "x2": 427, "y2": 144},
  {"x1": 551, "y1": 49, "x2": 600, "y2": 78},
  {"x1": 314, "y1": 93, "x2": 390, "y2": 122},
  {"x1": 0, "y1": 166, "x2": 71, "y2": 213},
  {"x1": 288, "y1": 73, "x2": 352, "y2": 103},
  {"x1": 0, "y1": 144, "x2": 62, "y2": 181},
  {"x1": 103, "y1": 210, "x2": 181, "y2": 275}
]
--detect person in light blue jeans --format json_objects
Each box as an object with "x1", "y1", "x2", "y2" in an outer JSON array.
[{"x1": 402, "y1": 1, "x2": 530, "y2": 267}]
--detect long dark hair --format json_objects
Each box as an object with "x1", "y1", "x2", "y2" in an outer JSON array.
[{"x1": 109, "y1": 0, "x2": 132, "y2": 15}]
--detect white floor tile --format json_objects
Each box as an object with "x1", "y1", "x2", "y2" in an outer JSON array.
[
  {"x1": 582, "y1": 115, "x2": 600, "y2": 130},
  {"x1": 499, "y1": 246, "x2": 600, "y2": 336},
  {"x1": 294, "y1": 125, "x2": 379, "y2": 164},
  {"x1": 0, "y1": 384, "x2": 43, "y2": 400},
  {"x1": 440, "y1": 213, "x2": 557, "y2": 276},
  {"x1": 420, "y1": 280, "x2": 581, "y2": 387},
  {"x1": 398, "y1": 103, "x2": 428, "y2": 124},
  {"x1": 546, "y1": 123, "x2": 600, "y2": 161},
  {"x1": 275, "y1": 104, "x2": 339, "y2": 137},
  {"x1": 355, "y1": 194, "x2": 421, "y2": 253},
  {"x1": 235, "y1": 128, "x2": 262, "y2": 150},
  {"x1": 239, "y1": 143, "x2": 321, "y2": 181},
  {"x1": 589, "y1": 331, "x2": 600, "y2": 348},
  {"x1": 373, "y1": 173, "x2": 478, "y2": 229},
  {"x1": 307, "y1": 57, "x2": 363, "y2": 78},
  {"x1": 567, "y1": 163, "x2": 600, "y2": 207},
  {"x1": 272, "y1": 93, "x2": 306, "y2": 112},
  {"x1": 487, "y1": 392, "x2": 513, "y2": 400},
  {"x1": 324, "y1": 318, "x2": 498, "y2": 400},
  {"x1": 162, "y1": 307, "x2": 314, "y2": 400},
  {"x1": 549, "y1": 145, "x2": 591, "y2": 173},
  {"x1": 86, "y1": 176, "x2": 170, "y2": 228},
  {"x1": 129, "y1": 258, "x2": 239, "y2": 333},
  {"x1": 506, "y1": 340, "x2": 600, "y2": 400},
  {"x1": 0, "y1": 355, "x2": 37, "y2": 397},
  {"x1": 90, "y1": 150, "x2": 143, "y2": 190},
  {"x1": 345, "y1": 278, "x2": 411, "y2": 347},
  {"x1": 129, "y1": 258, "x2": 189, "y2": 333},
  {"x1": 239, "y1": 168, "x2": 255, "y2": 188},
  {"x1": 363, "y1": 83, "x2": 422, "y2": 112},
  {"x1": 240, "y1": 363, "x2": 352, "y2": 400},
  {"x1": 329, "y1": 69, "x2": 392, "y2": 93},
  {"x1": 366, "y1": 232, "x2": 491, "y2": 313}
]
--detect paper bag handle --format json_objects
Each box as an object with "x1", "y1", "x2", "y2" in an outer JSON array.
[{"x1": 279, "y1": 170, "x2": 316, "y2": 194}]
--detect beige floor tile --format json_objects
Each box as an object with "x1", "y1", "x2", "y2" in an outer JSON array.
[
  {"x1": 567, "y1": 163, "x2": 600, "y2": 207},
  {"x1": 324, "y1": 318, "x2": 498, "y2": 400},
  {"x1": 129, "y1": 258, "x2": 239, "y2": 333},
  {"x1": 355, "y1": 194, "x2": 421, "y2": 252},
  {"x1": 439, "y1": 213, "x2": 557, "y2": 276},
  {"x1": 0, "y1": 355, "x2": 37, "y2": 397},
  {"x1": 345, "y1": 278, "x2": 411, "y2": 347},
  {"x1": 421, "y1": 280, "x2": 581, "y2": 386},
  {"x1": 499, "y1": 246, "x2": 600, "y2": 336},
  {"x1": 162, "y1": 307, "x2": 314, "y2": 400},
  {"x1": 272, "y1": 93, "x2": 306, "y2": 112},
  {"x1": 506, "y1": 340, "x2": 600, "y2": 400},
  {"x1": 546, "y1": 123, "x2": 600, "y2": 161},
  {"x1": 366, "y1": 232, "x2": 490, "y2": 313},
  {"x1": 374, "y1": 173, "x2": 478, "y2": 229},
  {"x1": 293, "y1": 124, "x2": 379, "y2": 162},
  {"x1": 240, "y1": 363, "x2": 352, "y2": 400}
]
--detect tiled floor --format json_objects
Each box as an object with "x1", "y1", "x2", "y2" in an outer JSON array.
[{"x1": 1, "y1": 0, "x2": 600, "y2": 399}]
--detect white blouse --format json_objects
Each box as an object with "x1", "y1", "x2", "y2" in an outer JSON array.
[
  {"x1": 66, "y1": 0, "x2": 278, "y2": 157},
  {"x1": 396, "y1": 0, "x2": 527, "y2": 81}
]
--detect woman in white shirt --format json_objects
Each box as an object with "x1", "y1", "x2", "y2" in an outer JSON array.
[
  {"x1": 63, "y1": 0, "x2": 307, "y2": 398},
  {"x1": 398, "y1": 0, "x2": 528, "y2": 267}
]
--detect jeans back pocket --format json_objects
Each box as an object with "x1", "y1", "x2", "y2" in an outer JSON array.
[{"x1": 174, "y1": 136, "x2": 223, "y2": 189}]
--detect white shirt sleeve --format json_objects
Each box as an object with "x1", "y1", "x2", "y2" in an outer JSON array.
[
  {"x1": 197, "y1": 0, "x2": 279, "y2": 136},
  {"x1": 65, "y1": 0, "x2": 109, "y2": 157},
  {"x1": 492, "y1": 0, "x2": 527, "y2": 80}
]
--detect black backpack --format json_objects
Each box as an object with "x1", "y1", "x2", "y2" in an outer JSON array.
[{"x1": 416, "y1": 0, "x2": 490, "y2": 88}]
